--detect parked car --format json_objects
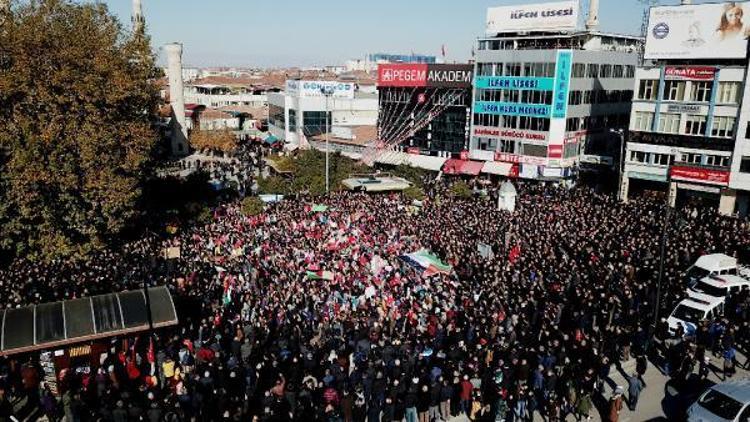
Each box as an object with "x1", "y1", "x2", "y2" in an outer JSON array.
[{"x1": 688, "y1": 379, "x2": 750, "y2": 422}]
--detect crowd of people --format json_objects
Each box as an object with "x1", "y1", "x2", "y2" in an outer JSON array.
[{"x1": 1, "y1": 173, "x2": 749, "y2": 421}]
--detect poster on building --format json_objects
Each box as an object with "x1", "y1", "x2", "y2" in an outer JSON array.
[
  {"x1": 645, "y1": 2, "x2": 750, "y2": 59},
  {"x1": 486, "y1": 1, "x2": 579, "y2": 35},
  {"x1": 670, "y1": 166, "x2": 730, "y2": 186},
  {"x1": 377, "y1": 64, "x2": 473, "y2": 88},
  {"x1": 664, "y1": 66, "x2": 717, "y2": 81},
  {"x1": 286, "y1": 80, "x2": 355, "y2": 99}
]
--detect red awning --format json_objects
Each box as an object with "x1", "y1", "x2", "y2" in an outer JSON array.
[{"x1": 443, "y1": 159, "x2": 484, "y2": 176}]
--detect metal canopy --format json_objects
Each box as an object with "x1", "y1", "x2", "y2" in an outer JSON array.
[{"x1": 0, "y1": 286, "x2": 178, "y2": 356}]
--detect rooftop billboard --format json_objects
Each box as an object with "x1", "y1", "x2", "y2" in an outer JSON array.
[
  {"x1": 645, "y1": 2, "x2": 750, "y2": 59},
  {"x1": 486, "y1": 1, "x2": 579, "y2": 35},
  {"x1": 377, "y1": 64, "x2": 473, "y2": 88}
]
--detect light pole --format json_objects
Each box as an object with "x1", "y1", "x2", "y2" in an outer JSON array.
[
  {"x1": 610, "y1": 128, "x2": 626, "y2": 201},
  {"x1": 321, "y1": 87, "x2": 334, "y2": 193}
]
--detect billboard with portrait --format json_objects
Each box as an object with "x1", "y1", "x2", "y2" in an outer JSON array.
[
  {"x1": 645, "y1": 2, "x2": 750, "y2": 59},
  {"x1": 486, "y1": 1, "x2": 579, "y2": 35}
]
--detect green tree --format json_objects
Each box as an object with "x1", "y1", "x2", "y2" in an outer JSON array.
[
  {"x1": 450, "y1": 181, "x2": 473, "y2": 199},
  {"x1": 0, "y1": 0, "x2": 160, "y2": 260},
  {"x1": 403, "y1": 185, "x2": 425, "y2": 202},
  {"x1": 240, "y1": 196, "x2": 265, "y2": 216}
]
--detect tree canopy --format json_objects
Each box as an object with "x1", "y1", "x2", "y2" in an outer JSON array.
[
  {"x1": 0, "y1": 0, "x2": 160, "y2": 261},
  {"x1": 190, "y1": 129, "x2": 238, "y2": 153}
]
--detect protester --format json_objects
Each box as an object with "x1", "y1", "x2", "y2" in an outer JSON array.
[{"x1": 0, "y1": 174, "x2": 748, "y2": 421}]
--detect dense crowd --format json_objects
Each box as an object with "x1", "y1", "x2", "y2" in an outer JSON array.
[{"x1": 1, "y1": 176, "x2": 749, "y2": 421}]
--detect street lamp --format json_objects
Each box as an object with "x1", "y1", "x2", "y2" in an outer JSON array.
[
  {"x1": 653, "y1": 149, "x2": 678, "y2": 332},
  {"x1": 320, "y1": 87, "x2": 334, "y2": 193},
  {"x1": 610, "y1": 128, "x2": 626, "y2": 201}
]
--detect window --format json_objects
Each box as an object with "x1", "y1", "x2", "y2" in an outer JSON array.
[
  {"x1": 568, "y1": 91, "x2": 582, "y2": 105},
  {"x1": 477, "y1": 63, "x2": 494, "y2": 76},
  {"x1": 638, "y1": 80, "x2": 658, "y2": 100},
  {"x1": 587, "y1": 64, "x2": 600, "y2": 78},
  {"x1": 717, "y1": 82, "x2": 740, "y2": 104},
  {"x1": 518, "y1": 116, "x2": 550, "y2": 131},
  {"x1": 288, "y1": 109, "x2": 297, "y2": 132},
  {"x1": 658, "y1": 113, "x2": 680, "y2": 133},
  {"x1": 690, "y1": 81, "x2": 713, "y2": 102},
  {"x1": 712, "y1": 116, "x2": 736, "y2": 138},
  {"x1": 652, "y1": 153, "x2": 673, "y2": 166},
  {"x1": 685, "y1": 115, "x2": 707, "y2": 135},
  {"x1": 626, "y1": 65, "x2": 636, "y2": 78},
  {"x1": 477, "y1": 137, "x2": 498, "y2": 151},
  {"x1": 705, "y1": 155, "x2": 730, "y2": 167},
  {"x1": 741, "y1": 157, "x2": 750, "y2": 173},
  {"x1": 613, "y1": 65, "x2": 624, "y2": 78},
  {"x1": 572, "y1": 63, "x2": 586, "y2": 78},
  {"x1": 633, "y1": 111, "x2": 654, "y2": 131},
  {"x1": 630, "y1": 151, "x2": 651, "y2": 163},
  {"x1": 663, "y1": 81, "x2": 686, "y2": 101},
  {"x1": 505, "y1": 62, "x2": 522, "y2": 77},
  {"x1": 600, "y1": 64, "x2": 613, "y2": 78},
  {"x1": 583, "y1": 90, "x2": 593, "y2": 104},
  {"x1": 499, "y1": 139, "x2": 515, "y2": 153},
  {"x1": 679, "y1": 153, "x2": 703, "y2": 164},
  {"x1": 302, "y1": 111, "x2": 331, "y2": 136}
]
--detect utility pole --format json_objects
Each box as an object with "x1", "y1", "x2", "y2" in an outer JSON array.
[{"x1": 321, "y1": 87, "x2": 334, "y2": 193}]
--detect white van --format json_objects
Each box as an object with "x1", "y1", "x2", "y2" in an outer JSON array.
[
  {"x1": 689, "y1": 275, "x2": 750, "y2": 300},
  {"x1": 667, "y1": 292, "x2": 725, "y2": 335},
  {"x1": 684, "y1": 254, "x2": 743, "y2": 286},
  {"x1": 688, "y1": 379, "x2": 750, "y2": 422}
]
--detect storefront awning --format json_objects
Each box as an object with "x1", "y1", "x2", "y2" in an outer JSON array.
[
  {"x1": 407, "y1": 155, "x2": 447, "y2": 172},
  {"x1": 374, "y1": 151, "x2": 408, "y2": 166},
  {"x1": 0, "y1": 287, "x2": 178, "y2": 356},
  {"x1": 443, "y1": 159, "x2": 484, "y2": 176},
  {"x1": 481, "y1": 161, "x2": 514, "y2": 176}
]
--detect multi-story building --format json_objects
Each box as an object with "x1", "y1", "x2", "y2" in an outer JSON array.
[
  {"x1": 469, "y1": 1, "x2": 641, "y2": 180},
  {"x1": 623, "y1": 1, "x2": 750, "y2": 216},
  {"x1": 267, "y1": 78, "x2": 379, "y2": 149},
  {"x1": 376, "y1": 64, "x2": 473, "y2": 156}
]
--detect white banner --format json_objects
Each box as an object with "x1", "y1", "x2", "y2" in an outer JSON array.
[
  {"x1": 486, "y1": 1, "x2": 579, "y2": 35},
  {"x1": 645, "y1": 2, "x2": 750, "y2": 59},
  {"x1": 285, "y1": 80, "x2": 355, "y2": 99}
]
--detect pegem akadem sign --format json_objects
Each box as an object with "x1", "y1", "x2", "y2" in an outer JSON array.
[{"x1": 378, "y1": 64, "x2": 473, "y2": 88}]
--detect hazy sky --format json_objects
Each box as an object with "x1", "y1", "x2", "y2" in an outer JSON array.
[{"x1": 87, "y1": 0, "x2": 692, "y2": 68}]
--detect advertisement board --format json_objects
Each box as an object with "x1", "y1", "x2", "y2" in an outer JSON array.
[
  {"x1": 664, "y1": 66, "x2": 717, "y2": 80},
  {"x1": 474, "y1": 127, "x2": 548, "y2": 142},
  {"x1": 495, "y1": 152, "x2": 547, "y2": 166},
  {"x1": 645, "y1": 3, "x2": 750, "y2": 59},
  {"x1": 670, "y1": 166, "x2": 730, "y2": 186},
  {"x1": 286, "y1": 80, "x2": 355, "y2": 99},
  {"x1": 474, "y1": 101, "x2": 550, "y2": 118},
  {"x1": 474, "y1": 76, "x2": 554, "y2": 91},
  {"x1": 378, "y1": 64, "x2": 473, "y2": 88},
  {"x1": 486, "y1": 1, "x2": 579, "y2": 35}
]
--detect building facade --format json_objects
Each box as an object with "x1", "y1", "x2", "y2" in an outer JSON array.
[
  {"x1": 622, "y1": 2, "x2": 750, "y2": 216},
  {"x1": 267, "y1": 79, "x2": 378, "y2": 148},
  {"x1": 470, "y1": 32, "x2": 640, "y2": 180},
  {"x1": 377, "y1": 64, "x2": 474, "y2": 156}
]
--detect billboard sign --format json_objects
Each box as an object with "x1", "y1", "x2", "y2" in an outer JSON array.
[
  {"x1": 378, "y1": 64, "x2": 473, "y2": 88},
  {"x1": 474, "y1": 101, "x2": 550, "y2": 118},
  {"x1": 474, "y1": 76, "x2": 555, "y2": 91},
  {"x1": 474, "y1": 127, "x2": 547, "y2": 142},
  {"x1": 664, "y1": 66, "x2": 717, "y2": 80},
  {"x1": 645, "y1": 3, "x2": 750, "y2": 59},
  {"x1": 670, "y1": 166, "x2": 730, "y2": 186},
  {"x1": 552, "y1": 50, "x2": 572, "y2": 119},
  {"x1": 286, "y1": 80, "x2": 355, "y2": 99},
  {"x1": 486, "y1": 1, "x2": 579, "y2": 35}
]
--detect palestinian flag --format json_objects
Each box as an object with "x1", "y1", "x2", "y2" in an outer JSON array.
[
  {"x1": 306, "y1": 270, "x2": 334, "y2": 281},
  {"x1": 311, "y1": 204, "x2": 328, "y2": 213},
  {"x1": 399, "y1": 249, "x2": 453, "y2": 277}
]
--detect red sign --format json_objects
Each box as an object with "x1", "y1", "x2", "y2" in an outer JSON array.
[
  {"x1": 670, "y1": 166, "x2": 730, "y2": 186},
  {"x1": 378, "y1": 64, "x2": 429, "y2": 87},
  {"x1": 665, "y1": 67, "x2": 716, "y2": 81},
  {"x1": 406, "y1": 147, "x2": 421, "y2": 155},
  {"x1": 460, "y1": 150, "x2": 470, "y2": 161},
  {"x1": 509, "y1": 164, "x2": 520, "y2": 178},
  {"x1": 548, "y1": 145, "x2": 563, "y2": 159}
]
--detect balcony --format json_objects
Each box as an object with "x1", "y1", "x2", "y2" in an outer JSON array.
[{"x1": 629, "y1": 131, "x2": 735, "y2": 152}]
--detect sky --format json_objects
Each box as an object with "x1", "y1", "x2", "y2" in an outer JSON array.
[{"x1": 86, "y1": 0, "x2": 692, "y2": 68}]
